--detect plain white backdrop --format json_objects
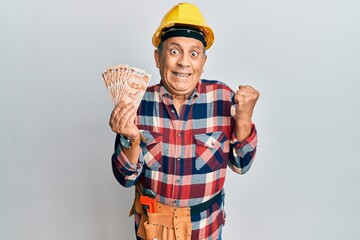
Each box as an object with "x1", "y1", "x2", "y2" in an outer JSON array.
[{"x1": 1, "y1": 0, "x2": 359, "y2": 239}]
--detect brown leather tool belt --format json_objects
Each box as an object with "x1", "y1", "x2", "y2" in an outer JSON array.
[{"x1": 129, "y1": 186, "x2": 222, "y2": 240}]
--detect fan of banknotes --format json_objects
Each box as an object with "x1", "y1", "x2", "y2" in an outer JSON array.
[{"x1": 102, "y1": 64, "x2": 151, "y2": 107}]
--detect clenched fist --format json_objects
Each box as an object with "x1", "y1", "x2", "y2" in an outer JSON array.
[
  {"x1": 234, "y1": 85, "x2": 260, "y2": 119},
  {"x1": 234, "y1": 85, "x2": 260, "y2": 141}
]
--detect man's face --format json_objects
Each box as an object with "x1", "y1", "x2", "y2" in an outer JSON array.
[{"x1": 154, "y1": 36, "x2": 207, "y2": 98}]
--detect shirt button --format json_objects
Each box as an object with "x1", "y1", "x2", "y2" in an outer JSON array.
[
  {"x1": 173, "y1": 200, "x2": 177, "y2": 204},
  {"x1": 177, "y1": 157, "x2": 180, "y2": 161},
  {"x1": 178, "y1": 133, "x2": 181, "y2": 137},
  {"x1": 176, "y1": 179, "x2": 180, "y2": 183},
  {"x1": 171, "y1": 109, "x2": 175, "y2": 113}
]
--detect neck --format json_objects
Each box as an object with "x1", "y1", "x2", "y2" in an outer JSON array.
[{"x1": 172, "y1": 95, "x2": 187, "y2": 113}]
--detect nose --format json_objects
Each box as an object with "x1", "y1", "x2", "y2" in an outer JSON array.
[{"x1": 177, "y1": 53, "x2": 190, "y2": 68}]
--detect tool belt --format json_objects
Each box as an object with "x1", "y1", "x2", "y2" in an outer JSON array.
[{"x1": 129, "y1": 185, "x2": 222, "y2": 240}]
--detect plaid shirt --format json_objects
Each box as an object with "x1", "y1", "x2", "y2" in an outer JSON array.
[{"x1": 112, "y1": 79, "x2": 257, "y2": 240}]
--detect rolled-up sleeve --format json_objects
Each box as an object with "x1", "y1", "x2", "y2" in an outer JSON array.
[
  {"x1": 228, "y1": 124, "x2": 257, "y2": 174},
  {"x1": 111, "y1": 139, "x2": 144, "y2": 188}
]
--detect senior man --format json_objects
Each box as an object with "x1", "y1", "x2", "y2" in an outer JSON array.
[{"x1": 109, "y1": 3, "x2": 259, "y2": 240}]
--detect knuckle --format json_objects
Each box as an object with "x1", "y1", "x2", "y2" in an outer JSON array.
[{"x1": 110, "y1": 126, "x2": 116, "y2": 132}]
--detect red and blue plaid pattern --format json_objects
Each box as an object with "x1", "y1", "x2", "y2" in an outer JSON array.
[{"x1": 112, "y1": 79, "x2": 257, "y2": 240}]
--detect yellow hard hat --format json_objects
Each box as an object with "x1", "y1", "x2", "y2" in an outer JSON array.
[{"x1": 152, "y1": 2, "x2": 215, "y2": 50}]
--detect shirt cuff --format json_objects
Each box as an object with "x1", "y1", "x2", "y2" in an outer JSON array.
[
  {"x1": 112, "y1": 144, "x2": 142, "y2": 176},
  {"x1": 231, "y1": 124, "x2": 257, "y2": 158}
]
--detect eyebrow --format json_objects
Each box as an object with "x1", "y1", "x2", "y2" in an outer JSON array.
[{"x1": 167, "y1": 42, "x2": 202, "y2": 51}]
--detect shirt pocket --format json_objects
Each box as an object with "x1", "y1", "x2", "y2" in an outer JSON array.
[
  {"x1": 141, "y1": 130, "x2": 163, "y2": 171},
  {"x1": 194, "y1": 131, "x2": 227, "y2": 173}
]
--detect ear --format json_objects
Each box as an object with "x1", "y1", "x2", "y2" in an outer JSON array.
[
  {"x1": 154, "y1": 49, "x2": 160, "y2": 68},
  {"x1": 201, "y1": 54, "x2": 207, "y2": 73}
]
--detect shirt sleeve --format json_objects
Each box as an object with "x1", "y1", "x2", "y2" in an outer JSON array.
[
  {"x1": 111, "y1": 135, "x2": 144, "y2": 187},
  {"x1": 228, "y1": 124, "x2": 257, "y2": 174}
]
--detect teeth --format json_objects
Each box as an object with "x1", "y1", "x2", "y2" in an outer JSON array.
[{"x1": 174, "y1": 72, "x2": 190, "y2": 77}]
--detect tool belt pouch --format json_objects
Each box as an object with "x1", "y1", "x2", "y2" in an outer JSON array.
[
  {"x1": 144, "y1": 209, "x2": 192, "y2": 240},
  {"x1": 130, "y1": 189, "x2": 192, "y2": 240}
]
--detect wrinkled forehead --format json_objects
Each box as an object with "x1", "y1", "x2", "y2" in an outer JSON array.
[{"x1": 161, "y1": 36, "x2": 206, "y2": 51}]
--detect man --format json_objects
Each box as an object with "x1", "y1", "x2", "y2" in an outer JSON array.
[{"x1": 109, "y1": 3, "x2": 259, "y2": 240}]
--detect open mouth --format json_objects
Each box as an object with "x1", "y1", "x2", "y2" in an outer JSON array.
[{"x1": 173, "y1": 72, "x2": 191, "y2": 77}]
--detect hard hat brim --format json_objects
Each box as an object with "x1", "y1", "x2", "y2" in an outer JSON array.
[{"x1": 152, "y1": 21, "x2": 214, "y2": 50}]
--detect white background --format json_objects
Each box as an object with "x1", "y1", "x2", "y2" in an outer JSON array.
[{"x1": 1, "y1": 0, "x2": 359, "y2": 239}]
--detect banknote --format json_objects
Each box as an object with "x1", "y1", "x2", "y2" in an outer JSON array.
[{"x1": 102, "y1": 65, "x2": 151, "y2": 108}]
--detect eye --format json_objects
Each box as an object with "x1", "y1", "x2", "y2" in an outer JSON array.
[
  {"x1": 170, "y1": 49, "x2": 179, "y2": 55},
  {"x1": 190, "y1": 51, "x2": 199, "y2": 57}
]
